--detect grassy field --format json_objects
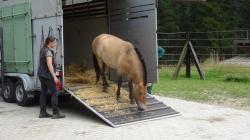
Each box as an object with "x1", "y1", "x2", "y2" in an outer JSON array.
[{"x1": 153, "y1": 63, "x2": 250, "y2": 110}]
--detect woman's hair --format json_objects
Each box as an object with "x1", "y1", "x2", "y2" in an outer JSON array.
[
  {"x1": 40, "y1": 36, "x2": 57, "y2": 56},
  {"x1": 44, "y1": 36, "x2": 56, "y2": 47}
]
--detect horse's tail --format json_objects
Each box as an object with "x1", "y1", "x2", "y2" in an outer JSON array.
[
  {"x1": 92, "y1": 53, "x2": 100, "y2": 83},
  {"x1": 134, "y1": 48, "x2": 147, "y2": 86}
]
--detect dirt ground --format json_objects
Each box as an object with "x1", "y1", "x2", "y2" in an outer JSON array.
[{"x1": 0, "y1": 95, "x2": 250, "y2": 140}]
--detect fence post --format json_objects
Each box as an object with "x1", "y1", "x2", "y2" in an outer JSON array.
[
  {"x1": 172, "y1": 42, "x2": 188, "y2": 80},
  {"x1": 186, "y1": 32, "x2": 191, "y2": 78},
  {"x1": 247, "y1": 29, "x2": 249, "y2": 40}
]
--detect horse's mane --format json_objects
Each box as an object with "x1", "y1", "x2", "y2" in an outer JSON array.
[{"x1": 134, "y1": 47, "x2": 147, "y2": 86}]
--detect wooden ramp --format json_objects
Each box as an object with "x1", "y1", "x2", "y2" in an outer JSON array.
[{"x1": 64, "y1": 84, "x2": 179, "y2": 127}]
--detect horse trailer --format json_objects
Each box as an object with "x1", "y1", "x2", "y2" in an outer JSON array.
[
  {"x1": 0, "y1": 0, "x2": 158, "y2": 105},
  {"x1": 0, "y1": 0, "x2": 180, "y2": 127}
]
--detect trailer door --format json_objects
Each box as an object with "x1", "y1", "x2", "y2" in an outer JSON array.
[
  {"x1": 0, "y1": 27, "x2": 3, "y2": 88},
  {"x1": 108, "y1": 0, "x2": 158, "y2": 83},
  {"x1": 0, "y1": 2, "x2": 33, "y2": 74}
]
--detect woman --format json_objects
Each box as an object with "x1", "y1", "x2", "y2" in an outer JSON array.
[
  {"x1": 38, "y1": 36, "x2": 65, "y2": 119},
  {"x1": 147, "y1": 46, "x2": 166, "y2": 94}
]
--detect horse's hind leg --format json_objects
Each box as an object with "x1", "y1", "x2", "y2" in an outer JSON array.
[
  {"x1": 128, "y1": 80, "x2": 134, "y2": 104},
  {"x1": 116, "y1": 75, "x2": 122, "y2": 102},
  {"x1": 101, "y1": 63, "x2": 109, "y2": 92},
  {"x1": 92, "y1": 53, "x2": 100, "y2": 84}
]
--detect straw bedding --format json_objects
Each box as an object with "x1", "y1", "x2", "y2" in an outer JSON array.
[{"x1": 65, "y1": 64, "x2": 135, "y2": 114}]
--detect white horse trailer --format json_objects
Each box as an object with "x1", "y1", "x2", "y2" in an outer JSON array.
[{"x1": 0, "y1": 0, "x2": 179, "y2": 127}]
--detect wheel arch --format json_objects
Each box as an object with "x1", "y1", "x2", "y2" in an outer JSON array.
[{"x1": 4, "y1": 73, "x2": 36, "y2": 92}]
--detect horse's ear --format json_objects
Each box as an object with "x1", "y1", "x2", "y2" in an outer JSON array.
[
  {"x1": 144, "y1": 85, "x2": 148, "y2": 92},
  {"x1": 139, "y1": 83, "x2": 144, "y2": 89},
  {"x1": 139, "y1": 83, "x2": 147, "y2": 93}
]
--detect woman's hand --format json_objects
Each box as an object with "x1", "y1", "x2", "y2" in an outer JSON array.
[{"x1": 54, "y1": 76, "x2": 60, "y2": 84}]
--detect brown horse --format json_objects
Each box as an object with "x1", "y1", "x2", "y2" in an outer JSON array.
[{"x1": 91, "y1": 34, "x2": 147, "y2": 111}]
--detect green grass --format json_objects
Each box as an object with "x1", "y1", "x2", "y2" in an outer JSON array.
[{"x1": 153, "y1": 64, "x2": 250, "y2": 109}]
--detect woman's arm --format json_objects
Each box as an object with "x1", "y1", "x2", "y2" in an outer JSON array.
[{"x1": 46, "y1": 57, "x2": 59, "y2": 83}]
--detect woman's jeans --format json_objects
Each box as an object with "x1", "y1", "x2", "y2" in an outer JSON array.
[{"x1": 39, "y1": 77, "x2": 59, "y2": 114}]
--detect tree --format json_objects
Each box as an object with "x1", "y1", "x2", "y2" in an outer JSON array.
[
  {"x1": 158, "y1": 0, "x2": 248, "y2": 32},
  {"x1": 158, "y1": 0, "x2": 179, "y2": 32}
]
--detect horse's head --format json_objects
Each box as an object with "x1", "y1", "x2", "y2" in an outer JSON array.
[{"x1": 133, "y1": 82, "x2": 147, "y2": 111}]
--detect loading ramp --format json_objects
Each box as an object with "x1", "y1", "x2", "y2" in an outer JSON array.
[{"x1": 64, "y1": 84, "x2": 179, "y2": 127}]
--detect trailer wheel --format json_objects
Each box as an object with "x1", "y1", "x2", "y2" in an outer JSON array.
[
  {"x1": 2, "y1": 79, "x2": 15, "y2": 103},
  {"x1": 15, "y1": 80, "x2": 30, "y2": 106}
]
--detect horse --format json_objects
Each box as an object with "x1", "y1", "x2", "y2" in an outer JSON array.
[{"x1": 91, "y1": 34, "x2": 147, "y2": 111}]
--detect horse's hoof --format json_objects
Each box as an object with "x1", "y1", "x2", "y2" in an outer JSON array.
[
  {"x1": 116, "y1": 97, "x2": 122, "y2": 102},
  {"x1": 103, "y1": 88, "x2": 108, "y2": 93},
  {"x1": 138, "y1": 106, "x2": 145, "y2": 111}
]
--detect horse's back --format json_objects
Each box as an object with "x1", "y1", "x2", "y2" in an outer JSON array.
[
  {"x1": 92, "y1": 34, "x2": 127, "y2": 49},
  {"x1": 92, "y1": 34, "x2": 134, "y2": 68}
]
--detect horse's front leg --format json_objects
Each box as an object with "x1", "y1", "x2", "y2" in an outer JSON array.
[
  {"x1": 116, "y1": 76, "x2": 122, "y2": 102},
  {"x1": 128, "y1": 80, "x2": 134, "y2": 104}
]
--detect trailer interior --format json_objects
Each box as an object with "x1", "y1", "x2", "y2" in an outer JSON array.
[
  {"x1": 62, "y1": 0, "x2": 107, "y2": 69},
  {"x1": 60, "y1": 0, "x2": 180, "y2": 127}
]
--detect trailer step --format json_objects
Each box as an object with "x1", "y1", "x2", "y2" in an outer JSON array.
[{"x1": 64, "y1": 84, "x2": 179, "y2": 127}]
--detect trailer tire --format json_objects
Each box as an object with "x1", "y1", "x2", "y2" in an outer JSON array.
[
  {"x1": 15, "y1": 80, "x2": 31, "y2": 106},
  {"x1": 2, "y1": 79, "x2": 15, "y2": 103}
]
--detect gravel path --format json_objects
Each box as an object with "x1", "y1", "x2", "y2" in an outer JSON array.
[{"x1": 0, "y1": 96, "x2": 250, "y2": 140}]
